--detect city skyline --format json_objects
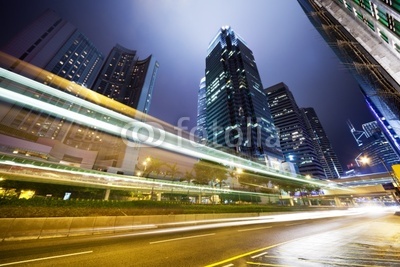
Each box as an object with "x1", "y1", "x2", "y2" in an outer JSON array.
[{"x1": 0, "y1": 0, "x2": 375, "y2": 167}]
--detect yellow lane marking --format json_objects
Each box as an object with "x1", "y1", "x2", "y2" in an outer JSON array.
[{"x1": 204, "y1": 240, "x2": 294, "y2": 267}]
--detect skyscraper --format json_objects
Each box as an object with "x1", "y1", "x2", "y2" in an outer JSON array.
[
  {"x1": 92, "y1": 44, "x2": 159, "y2": 116},
  {"x1": 0, "y1": 9, "x2": 104, "y2": 141},
  {"x1": 302, "y1": 107, "x2": 343, "y2": 178},
  {"x1": 297, "y1": 0, "x2": 400, "y2": 159},
  {"x1": 90, "y1": 44, "x2": 159, "y2": 174},
  {"x1": 203, "y1": 26, "x2": 282, "y2": 165},
  {"x1": 0, "y1": 9, "x2": 104, "y2": 88},
  {"x1": 265, "y1": 83, "x2": 325, "y2": 178},
  {"x1": 196, "y1": 77, "x2": 207, "y2": 141},
  {"x1": 349, "y1": 120, "x2": 400, "y2": 173},
  {"x1": 0, "y1": 9, "x2": 159, "y2": 175}
]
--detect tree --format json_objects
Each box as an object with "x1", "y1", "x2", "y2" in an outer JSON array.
[
  {"x1": 182, "y1": 170, "x2": 194, "y2": 183},
  {"x1": 192, "y1": 159, "x2": 227, "y2": 185},
  {"x1": 237, "y1": 171, "x2": 268, "y2": 189},
  {"x1": 275, "y1": 180, "x2": 299, "y2": 196},
  {"x1": 141, "y1": 157, "x2": 165, "y2": 177},
  {"x1": 165, "y1": 163, "x2": 180, "y2": 180}
]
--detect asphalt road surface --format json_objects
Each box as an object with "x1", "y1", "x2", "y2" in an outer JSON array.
[{"x1": 0, "y1": 208, "x2": 399, "y2": 266}]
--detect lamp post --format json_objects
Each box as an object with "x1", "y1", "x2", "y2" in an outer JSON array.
[{"x1": 143, "y1": 157, "x2": 151, "y2": 172}]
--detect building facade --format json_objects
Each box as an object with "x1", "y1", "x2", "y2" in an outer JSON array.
[
  {"x1": 91, "y1": 44, "x2": 159, "y2": 173},
  {"x1": 349, "y1": 120, "x2": 400, "y2": 173},
  {"x1": 92, "y1": 44, "x2": 159, "y2": 116},
  {"x1": 0, "y1": 9, "x2": 104, "y2": 141},
  {"x1": 0, "y1": 9, "x2": 159, "y2": 175},
  {"x1": 302, "y1": 107, "x2": 343, "y2": 178},
  {"x1": 204, "y1": 26, "x2": 282, "y2": 166},
  {"x1": 265, "y1": 83, "x2": 326, "y2": 178},
  {"x1": 0, "y1": 9, "x2": 104, "y2": 88},
  {"x1": 297, "y1": 0, "x2": 400, "y2": 159},
  {"x1": 196, "y1": 77, "x2": 207, "y2": 141}
]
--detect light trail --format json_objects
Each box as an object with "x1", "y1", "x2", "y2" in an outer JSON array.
[
  {"x1": 117, "y1": 209, "x2": 368, "y2": 238},
  {"x1": 0, "y1": 158, "x2": 239, "y2": 194},
  {"x1": 0, "y1": 67, "x2": 343, "y2": 191},
  {"x1": 0, "y1": 251, "x2": 93, "y2": 266},
  {"x1": 149, "y1": 233, "x2": 216, "y2": 244}
]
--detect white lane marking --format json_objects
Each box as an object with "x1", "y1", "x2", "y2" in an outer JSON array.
[
  {"x1": 238, "y1": 226, "x2": 272, "y2": 232},
  {"x1": 0, "y1": 251, "x2": 93, "y2": 266},
  {"x1": 149, "y1": 233, "x2": 216, "y2": 244},
  {"x1": 222, "y1": 264, "x2": 234, "y2": 267},
  {"x1": 251, "y1": 251, "x2": 269, "y2": 259}
]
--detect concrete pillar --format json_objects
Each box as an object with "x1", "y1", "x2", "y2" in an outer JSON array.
[
  {"x1": 308, "y1": 199, "x2": 312, "y2": 206},
  {"x1": 104, "y1": 189, "x2": 111, "y2": 200},
  {"x1": 289, "y1": 198, "x2": 294, "y2": 206}
]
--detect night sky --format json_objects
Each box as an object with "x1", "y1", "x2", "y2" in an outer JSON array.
[{"x1": 0, "y1": 0, "x2": 375, "y2": 169}]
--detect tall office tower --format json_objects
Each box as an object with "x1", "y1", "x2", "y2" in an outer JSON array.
[
  {"x1": 0, "y1": 10, "x2": 158, "y2": 175},
  {"x1": 349, "y1": 120, "x2": 400, "y2": 173},
  {"x1": 265, "y1": 83, "x2": 326, "y2": 178},
  {"x1": 0, "y1": 9, "x2": 104, "y2": 88},
  {"x1": 196, "y1": 77, "x2": 207, "y2": 141},
  {"x1": 301, "y1": 107, "x2": 343, "y2": 178},
  {"x1": 89, "y1": 44, "x2": 159, "y2": 174},
  {"x1": 92, "y1": 44, "x2": 159, "y2": 116},
  {"x1": 0, "y1": 9, "x2": 105, "y2": 145},
  {"x1": 297, "y1": 0, "x2": 400, "y2": 159},
  {"x1": 204, "y1": 26, "x2": 282, "y2": 166}
]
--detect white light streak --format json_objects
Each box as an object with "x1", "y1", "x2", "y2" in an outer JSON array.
[{"x1": 0, "y1": 67, "x2": 346, "y2": 191}]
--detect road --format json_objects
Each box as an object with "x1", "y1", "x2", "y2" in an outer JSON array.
[{"x1": 0, "y1": 208, "x2": 399, "y2": 266}]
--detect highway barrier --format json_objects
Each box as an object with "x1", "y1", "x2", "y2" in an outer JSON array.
[{"x1": 0, "y1": 212, "x2": 263, "y2": 241}]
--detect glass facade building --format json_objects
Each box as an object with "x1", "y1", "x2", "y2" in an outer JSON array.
[
  {"x1": 302, "y1": 107, "x2": 344, "y2": 178},
  {"x1": 350, "y1": 120, "x2": 400, "y2": 172},
  {"x1": 204, "y1": 26, "x2": 282, "y2": 165},
  {"x1": 0, "y1": 9, "x2": 104, "y2": 141},
  {"x1": 0, "y1": 10, "x2": 158, "y2": 175},
  {"x1": 92, "y1": 44, "x2": 159, "y2": 116},
  {"x1": 196, "y1": 77, "x2": 207, "y2": 141},
  {"x1": 0, "y1": 9, "x2": 104, "y2": 89},
  {"x1": 265, "y1": 83, "x2": 326, "y2": 178},
  {"x1": 297, "y1": 0, "x2": 400, "y2": 159}
]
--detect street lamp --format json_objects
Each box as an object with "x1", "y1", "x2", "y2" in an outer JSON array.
[
  {"x1": 355, "y1": 153, "x2": 370, "y2": 167},
  {"x1": 360, "y1": 156, "x2": 370, "y2": 165},
  {"x1": 143, "y1": 161, "x2": 148, "y2": 171},
  {"x1": 142, "y1": 157, "x2": 151, "y2": 171}
]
